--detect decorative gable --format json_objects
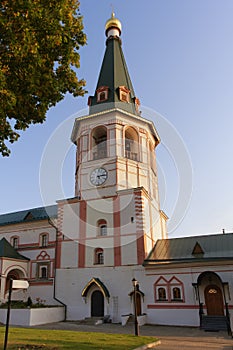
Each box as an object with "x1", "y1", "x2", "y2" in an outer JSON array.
[
  {"x1": 192, "y1": 241, "x2": 204, "y2": 255},
  {"x1": 134, "y1": 97, "x2": 141, "y2": 113},
  {"x1": 24, "y1": 212, "x2": 34, "y2": 221},
  {"x1": 118, "y1": 86, "x2": 130, "y2": 102},
  {"x1": 96, "y1": 86, "x2": 109, "y2": 103}
]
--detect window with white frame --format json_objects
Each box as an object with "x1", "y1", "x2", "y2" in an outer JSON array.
[
  {"x1": 94, "y1": 248, "x2": 104, "y2": 265},
  {"x1": 11, "y1": 237, "x2": 19, "y2": 249},
  {"x1": 119, "y1": 86, "x2": 130, "y2": 103},
  {"x1": 37, "y1": 263, "x2": 49, "y2": 279},
  {"x1": 40, "y1": 233, "x2": 48, "y2": 247},
  {"x1": 172, "y1": 287, "x2": 182, "y2": 300},
  {"x1": 97, "y1": 219, "x2": 107, "y2": 236},
  {"x1": 100, "y1": 224, "x2": 107, "y2": 236},
  {"x1": 154, "y1": 276, "x2": 184, "y2": 303},
  {"x1": 96, "y1": 86, "x2": 109, "y2": 103},
  {"x1": 158, "y1": 287, "x2": 167, "y2": 301},
  {"x1": 170, "y1": 276, "x2": 184, "y2": 301}
]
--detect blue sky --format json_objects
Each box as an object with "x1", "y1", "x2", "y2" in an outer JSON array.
[{"x1": 1, "y1": 0, "x2": 233, "y2": 238}]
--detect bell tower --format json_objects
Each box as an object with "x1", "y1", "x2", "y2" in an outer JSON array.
[{"x1": 58, "y1": 13, "x2": 167, "y2": 269}]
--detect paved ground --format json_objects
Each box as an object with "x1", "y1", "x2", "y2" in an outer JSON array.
[{"x1": 31, "y1": 322, "x2": 233, "y2": 350}]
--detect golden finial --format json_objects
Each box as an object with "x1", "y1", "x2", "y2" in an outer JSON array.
[{"x1": 105, "y1": 10, "x2": 122, "y2": 36}]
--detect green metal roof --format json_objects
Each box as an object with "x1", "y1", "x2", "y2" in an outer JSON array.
[
  {"x1": 89, "y1": 35, "x2": 140, "y2": 116},
  {"x1": 144, "y1": 233, "x2": 233, "y2": 265},
  {"x1": 0, "y1": 238, "x2": 29, "y2": 260},
  {"x1": 0, "y1": 205, "x2": 57, "y2": 227}
]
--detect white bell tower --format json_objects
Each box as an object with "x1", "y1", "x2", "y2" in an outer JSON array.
[{"x1": 58, "y1": 12, "x2": 168, "y2": 270}]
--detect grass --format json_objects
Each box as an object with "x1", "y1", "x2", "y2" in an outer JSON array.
[{"x1": 0, "y1": 327, "x2": 158, "y2": 350}]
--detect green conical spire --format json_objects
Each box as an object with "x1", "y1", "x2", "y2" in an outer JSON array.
[{"x1": 88, "y1": 14, "x2": 140, "y2": 116}]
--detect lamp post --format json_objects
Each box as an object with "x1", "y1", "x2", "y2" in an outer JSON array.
[
  {"x1": 3, "y1": 279, "x2": 29, "y2": 350},
  {"x1": 132, "y1": 278, "x2": 139, "y2": 336}
]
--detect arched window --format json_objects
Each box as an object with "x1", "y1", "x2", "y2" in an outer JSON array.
[
  {"x1": 100, "y1": 225, "x2": 107, "y2": 236},
  {"x1": 37, "y1": 263, "x2": 49, "y2": 279},
  {"x1": 92, "y1": 126, "x2": 107, "y2": 160},
  {"x1": 40, "y1": 233, "x2": 48, "y2": 247},
  {"x1": 94, "y1": 248, "x2": 104, "y2": 265},
  {"x1": 97, "y1": 219, "x2": 107, "y2": 236},
  {"x1": 11, "y1": 237, "x2": 19, "y2": 249},
  {"x1": 96, "y1": 86, "x2": 109, "y2": 103},
  {"x1": 154, "y1": 276, "x2": 184, "y2": 303},
  {"x1": 41, "y1": 267, "x2": 48, "y2": 279},
  {"x1": 158, "y1": 287, "x2": 167, "y2": 301},
  {"x1": 125, "y1": 127, "x2": 139, "y2": 161},
  {"x1": 172, "y1": 287, "x2": 181, "y2": 300}
]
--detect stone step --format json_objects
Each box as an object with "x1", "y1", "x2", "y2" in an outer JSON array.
[{"x1": 201, "y1": 315, "x2": 228, "y2": 331}]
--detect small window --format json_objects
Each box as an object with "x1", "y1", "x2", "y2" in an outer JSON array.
[
  {"x1": 97, "y1": 86, "x2": 109, "y2": 103},
  {"x1": 154, "y1": 276, "x2": 184, "y2": 303},
  {"x1": 94, "y1": 248, "x2": 104, "y2": 265},
  {"x1": 41, "y1": 267, "x2": 47, "y2": 279},
  {"x1": 99, "y1": 91, "x2": 106, "y2": 101},
  {"x1": 172, "y1": 287, "x2": 181, "y2": 300},
  {"x1": 12, "y1": 237, "x2": 19, "y2": 249},
  {"x1": 121, "y1": 92, "x2": 129, "y2": 102},
  {"x1": 208, "y1": 288, "x2": 217, "y2": 294},
  {"x1": 158, "y1": 287, "x2": 167, "y2": 301},
  {"x1": 119, "y1": 86, "x2": 130, "y2": 103},
  {"x1": 37, "y1": 263, "x2": 49, "y2": 280},
  {"x1": 97, "y1": 219, "x2": 107, "y2": 236},
  {"x1": 97, "y1": 251, "x2": 104, "y2": 264},
  {"x1": 100, "y1": 224, "x2": 107, "y2": 236},
  {"x1": 40, "y1": 234, "x2": 48, "y2": 247}
]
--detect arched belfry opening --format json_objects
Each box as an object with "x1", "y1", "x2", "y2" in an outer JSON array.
[
  {"x1": 92, "y1": 126, "x2": 107, "y2": 160},
  {"x1": 125, "y1": 127, "x2": 139, "y2": 161}
]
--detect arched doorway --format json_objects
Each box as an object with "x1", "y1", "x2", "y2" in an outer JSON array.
[
  {"x1": 204, "y1": 284, "x2": 224, "y2": 316},
  {"x1": 91, "y1": 290, "x2": 104, "y2": 317},
  {"x1": 5, "y1": 270, "x2": 20, "y2": 294}
]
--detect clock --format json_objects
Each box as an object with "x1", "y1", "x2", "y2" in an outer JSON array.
[{"x1": 90, "y1": 168, "x2": 108, "y2": 186}]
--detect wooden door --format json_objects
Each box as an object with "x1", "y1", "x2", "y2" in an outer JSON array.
[
  {"x1": 204, "y1": 285, "x2": 224, "y2": 316},
  {"x1": 91, "y1": 290, "x2": 104, "y2": 317}
]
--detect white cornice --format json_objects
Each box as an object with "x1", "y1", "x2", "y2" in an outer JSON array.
[{"x1": 71, "y1": 108, "x2": 160, "y2": 144}]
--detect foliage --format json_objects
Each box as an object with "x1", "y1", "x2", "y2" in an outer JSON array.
[
  {"x1": 0, "y1": 327, "x2": 157, "y2": 349},
  {"x1": 0, "y1": 0, "x2": 86, "y2": 156},
  {"x1": 0, "y1": 298, "x2": 55, "y2": 308}
]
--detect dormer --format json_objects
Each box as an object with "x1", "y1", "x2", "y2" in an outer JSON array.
[
  {"x1": 119, "y1": 86, "x2": 130, "y2": 103},
  {"x1": 134, "y1": 97, "x2": 141, "y2": 113},
  {"x1": 96, "y1": 86, "x2": 109, "y2": 103}
]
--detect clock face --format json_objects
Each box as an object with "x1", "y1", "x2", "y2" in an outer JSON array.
[{"x1": 90, "y1": 168, "x2": 108, "y2": 186}]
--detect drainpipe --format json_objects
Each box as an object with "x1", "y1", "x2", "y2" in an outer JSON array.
[{"x1": 48, "y1": 218, "x2": 67, "y2": 320}]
